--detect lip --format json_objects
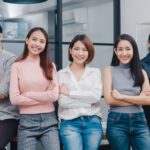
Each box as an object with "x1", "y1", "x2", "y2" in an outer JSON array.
[
  {"x1": 121, "y1": 57, "x2": 129, "y2": 60},
  {"x1": 31, "y1": 46, "x2": 41, "y2": 52}
]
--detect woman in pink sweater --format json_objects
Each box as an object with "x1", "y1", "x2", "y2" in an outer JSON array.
[{"x1": 9, "y1": 27, "x2": 60, "y2": 150}]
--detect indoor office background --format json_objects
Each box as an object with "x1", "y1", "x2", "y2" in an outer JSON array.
[
  {"x1": 0, "y1": 0, "x2": 149, "y2": 149},
  {"x1": 0, "y1": 0, "x2": 119, "y2": 123}
]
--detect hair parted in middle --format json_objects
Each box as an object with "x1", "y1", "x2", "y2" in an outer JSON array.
[
  {"x1": 15, "y1": 27, "x2": 53, "y2": 80},
  {"x1": 111, "y1": 34, "x2": 144, "y2": 87}
]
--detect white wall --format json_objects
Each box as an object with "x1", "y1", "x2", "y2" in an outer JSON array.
[
  {"x1": 62, "y1": 0, "x2": 114, "y2": 70},
  {"x1": 121, "y1": 0, "x2": 150, "y2": 58}
]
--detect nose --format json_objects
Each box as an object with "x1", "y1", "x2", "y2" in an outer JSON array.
[
  {"x1": 122, "y1": 50, "x2": 127, "y2": 55},
  {"x1": 79, "y1": 49, "x2": 83, "y2": 55},
  {"x1": 35, "y1": 40, "x2": 41, "y2": 47}
]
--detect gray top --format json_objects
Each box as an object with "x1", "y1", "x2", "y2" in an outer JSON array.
[
  {"x1": 110, "y1": 63, "x2": 143, "y2": 113},
  {"x1": 0, "y1": 49, "x2": 19, "y2": 120}
]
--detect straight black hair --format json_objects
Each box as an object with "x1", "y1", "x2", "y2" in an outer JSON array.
[{"x1": 111, "y1": 34, "x2": 144, "y2": 87}]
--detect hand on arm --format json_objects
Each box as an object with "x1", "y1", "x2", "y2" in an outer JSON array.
[
  {"x1": 22, "y1": 65, "x2": 59, "y2": 102},
  {"x1": 10, "y1": 63, "x2": 41, "y2": 106},
  {"x1": 113, "y1": 70, "x2": 150, "y2": 105},
  {"x1": 103, "y1": 66, "x2": 133, "y2": 106},
  {"x1": 69, "y1": 69, "x2": 102, "y2": 104},
  {"x1": 112, "y1": 89, "x2": 125, "y2": 100},
  {"x1": 59, "y1": 84, "x2": 69, "y2": 96},
  {"x1": 140, "y1": 90, "x2": 150, "y2": 96}
]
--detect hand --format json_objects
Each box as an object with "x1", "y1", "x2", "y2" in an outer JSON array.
[
  {"x1": 112, "y1": 89, "x2": 125, "y2": 100},
  {"x1": 48, "y1": 82, "x2": 56, "y2": 91},
  {"x1": 59, "y1": 84, "x2": 69, "y2": 96},
  {"x1": 140, "y1": 90, "x2": 150, "y2": 96}
]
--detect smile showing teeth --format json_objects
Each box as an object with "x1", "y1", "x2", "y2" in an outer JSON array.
[{"x1": 32, "y1": 46, "x2": 40, "y2": 52}]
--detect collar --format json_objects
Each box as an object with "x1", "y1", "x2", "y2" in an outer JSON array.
[{"x1": 63, "y1": 65, "x2": 95, "y2": 77}]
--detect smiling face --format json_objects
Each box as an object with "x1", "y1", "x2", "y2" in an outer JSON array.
[
  {"x1": 26, "y1": 30, "x2": 46, "y2": 57},
  {"x1": 69, "y1": 40, "x2": 89, "y2": 66},
  {"x1": 115, "y1": 40, "x2": 133, "y2": 64}
]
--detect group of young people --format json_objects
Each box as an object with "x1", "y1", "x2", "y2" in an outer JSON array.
[{"x1": 0, "y1": 24, "x2": 150, "y2": 150}]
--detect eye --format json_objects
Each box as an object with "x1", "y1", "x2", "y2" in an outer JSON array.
[
  {"x1": 83, "y1": 48, "x2": 88, "y2": 51},
  {"x1": 40, "y1": 40, "x2": 46, "y2": 44},
  {"x1": 32, "y1": 38, "x2": 37, "y2": 41},
  {"x1": 118, "y1": 48, "x2": 123, "y2": 51},
  {"x1": 126, "y1": 47, "x2": 131, "y2": 51},
  {"x1": 73, "y1": 47, "x2": 80, "y2": 51}
]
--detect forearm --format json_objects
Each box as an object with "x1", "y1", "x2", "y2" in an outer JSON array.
[
  {"x1": 70, "y1": 91, "x2": 101, "y2": 104},
  {"x1": 105, "y1": 95, "x2": 134, "y2": 106},
  {"x1": 59, "y1": 95, "x2": 91, "y2": 108},
  {"x1": 24, "y1": 90, "x2": 59, "y2": 102},
  {"x1": 10, "y1": 94, "x2": 41, "y2": 106},
  {"x1": 123, "y1": 95, "x2": 150, "y2": 105}
]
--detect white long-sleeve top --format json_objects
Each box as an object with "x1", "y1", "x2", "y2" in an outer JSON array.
[{"x1": 58, "y1": 65, "x2": 102, "y2": 120}]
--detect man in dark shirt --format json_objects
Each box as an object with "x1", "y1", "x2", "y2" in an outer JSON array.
[
  {"x1": 141, "y1": 34, "x2": 150, "y2": 129},
  {"x1": 0, "y1": 25, "x2": 19, "y2": 150}
]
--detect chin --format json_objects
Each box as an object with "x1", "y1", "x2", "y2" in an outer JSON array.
[{"x1": 121, "y1": 61, "x2": 130, "y2": 64}]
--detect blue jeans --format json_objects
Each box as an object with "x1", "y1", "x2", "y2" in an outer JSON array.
[
  {"x1": 60, "y1": 115, "x2": 103, "y2": 150},
  {"x1": 18, "y1": 112, "x2": 60, "y2": 150},
  {"x1": 107, "y1": 112, "x2": 150, "y2": 150}
]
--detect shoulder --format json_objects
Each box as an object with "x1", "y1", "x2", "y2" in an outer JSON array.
[
  {"x1": 52, "y1": 62, "x2": 57, "y2": 71},
  {"x1": 103, "y1": 66, "x2": 111, "y2": 73},
  {"x1": 86, "y1": 66, "x2": 101, "y2": 74},
  {"x1": 11, "y1": 61, "x2": 23, "y2": 70},
  {"x1": 58, "y1": 66, "x2": 68, "y2": 74},
  {"x1": 3, "y1": 49, "x2": 15, "y2": 57},
  {"x1": 142, "y1": 69, "x2": 148, "y2": 77},
  {"x1": 2, "y1": 50, "x2": 16, "y2": 63}
]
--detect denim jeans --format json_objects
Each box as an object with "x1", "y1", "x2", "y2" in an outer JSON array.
[
  {"x1": 18, "y1": 112, "x2": 60, "y2": 150},
  {"x1": 107, "y1": 112, "x2": 150, "y2": 150},
  {"x1": 60, "y1": 115, "x2": 103, "y2": 150}
]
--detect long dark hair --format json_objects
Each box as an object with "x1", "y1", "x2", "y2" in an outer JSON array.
[
  {"x1": 16, "y1": 27, "x2": 53, "y2": 80},
  {"x1": 111, "y1": 34, "x2": 144, "y2": 87}
]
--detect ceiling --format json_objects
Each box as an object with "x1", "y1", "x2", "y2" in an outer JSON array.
[{"x1": 0, "y1": 0, "x2": 111, "y2": 20}]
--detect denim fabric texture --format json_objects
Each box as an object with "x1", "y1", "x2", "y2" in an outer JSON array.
[
  {"x1": 60, "y1": 115, "x2": 103, "y2": 150},
  {"x1": 107, "y1": 112, "x2": 150, "y2": 150},
  {"x1": 18, "y1": 112, "x2": 60, "y2": 150}
]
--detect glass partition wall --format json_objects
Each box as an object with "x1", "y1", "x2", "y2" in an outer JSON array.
[
  {"x1": 62, "y1": 0, "x2": 120, "y2": 69},
  {"x1": 62, "y1": 0, "x2": 120, "y2": 122},
  {"x1": 0, "y1": 0, "x2": 120, "y2": 124},
  {"x1": 0, "y1": 0, "x2": 57, "y2": 62},
  {"x1": 0, "y1": 0, "x2": 120, "y2": 73}
]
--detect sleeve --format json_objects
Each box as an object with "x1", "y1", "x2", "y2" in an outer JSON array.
[
  {"x1": 9, "y1": 63, "x2": 41, "y2": 106},
  {"x1": 0, "y1": 55, "x2": 16, "y2": 97},
  {"x1": 58, "y1": 94, "x2": 91, "y2": 108},
  {"x1": 69, "y1": 69, "x2": 102, "y2": 104},
  {"x1": 22, "y1": 63, "x2": 59, "y2": 102},
  {"x1": 57, "y1": 70, "x2": 89, "y2": 108}
]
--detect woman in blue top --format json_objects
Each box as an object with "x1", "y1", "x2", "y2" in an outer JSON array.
[{"x1": 103, "y1": 34, "x2": 150, "y2": 150}]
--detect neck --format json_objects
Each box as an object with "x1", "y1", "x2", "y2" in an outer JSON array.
[
  {"x1": 27, "y1": 55, "x2": 40, "y2": 62},
  {"x1": 70, "y1": 62, "x2": 85, "y2": 71},
  {"x1": 119, "y1": 62, "x2": 130, "y2": 68},
  {"x1": 28, "y1": 53, "x2": 40, "y2": 59}
]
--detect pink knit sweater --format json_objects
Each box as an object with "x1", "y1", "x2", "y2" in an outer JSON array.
[{"x1": 9, "y1": 56, "x2": 59, "y2": 114}]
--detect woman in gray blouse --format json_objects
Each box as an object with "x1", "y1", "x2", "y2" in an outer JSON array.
[{"x1": 103, "y1": 34, "x2": 150, "y2": 150}]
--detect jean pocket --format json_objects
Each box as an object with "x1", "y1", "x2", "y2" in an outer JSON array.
[
  {"x1": 107, "y1": 112, "x2": 121, "y2": 124},
  {"x1": 134, "y1": 113, "x2": 147, "y2": 124},
  {"x1": 89, "y1": 115, "x2": 101, "y2": 124}
]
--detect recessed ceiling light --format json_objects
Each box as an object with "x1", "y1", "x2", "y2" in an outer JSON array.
[{"x1": 3, "y1": 0, "x2": 48, "y2": 4}]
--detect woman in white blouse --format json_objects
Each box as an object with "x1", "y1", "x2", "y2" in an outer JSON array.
[{"x1": 58, "y1": 34, "x2": 103, "y2": 150}]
